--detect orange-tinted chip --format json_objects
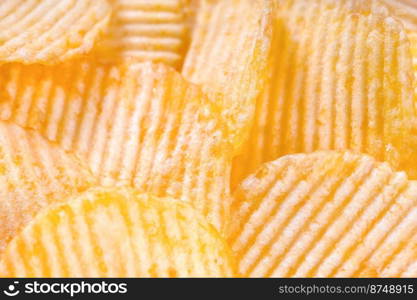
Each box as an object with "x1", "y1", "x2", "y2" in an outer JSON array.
[
  {"x1": 0, "y1": 0, "x2": 111, "y2": 64},
  {"x1": 409, "y1": 32, "x2": 417, "y2": 110},
  {"x1": 0, "y1": 121, "x2": 96, "y2": 256},
  {"x1": 232, "y1": 0, "x2": 417, "y2": 188},
  {"x1": 0, "y1": 187, "x2": 235, "y2": 277},
  {"x1": 0, "y1": 60, "x2": 232, "y2": 231},
  {"x1": 95, "y1": 0, "x2": 188, "y2": 69},
  {"x1": 229, "y1": 151, "x2": 417, "y2": 277},
  {"x1": 182, "y1": 0, "x2": 274, "y2": 150}
]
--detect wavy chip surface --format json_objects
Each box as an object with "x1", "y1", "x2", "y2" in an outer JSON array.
[
  {"x1": 0, "y1": 0, "x2": 111, "y2": 64},
  {"x1": 232, "y1": 0, "x2": 417, "y2": 187},
  {"x1": 382, "y1": 0, "x2": 417, "y2": 109},
  {"x1": 0, "y1": 60, "x2": 232, "y2": 231},
  {"x1": 382, "y1": 0, "x2": 417, "y2": 31},
  {"x1": 182, "y1": 0, "x2": 274, "y2": 150},
  {"x1": 96, "y1": 0, "x2": 188, "y2": 68},
  {"x1": 182, "y1": 0, "x2": 199, "y2": 33},
  {"x1": 0, "y1": 121, "x2": 95, "y2": 256},
  {"x1": 228, "y1": 151, "x2": 417, "y2": 277},
  {"x1": 0, "y1": 188, "x2": 235, "y2": 277}
]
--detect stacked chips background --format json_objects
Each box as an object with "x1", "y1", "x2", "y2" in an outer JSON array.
[{"x1": 0, "y1": 0, "x2": 417, "y2": 278}]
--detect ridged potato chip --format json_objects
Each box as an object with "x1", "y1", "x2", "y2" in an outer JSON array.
[
  {"x1": 182, "y1": 0, "x2": 274, "y2": 150},
  {"x1": 382, "y1": 0, "x2": 417, "y2": 107},
  {"x1": 0, "y1": 60, "x2": 232, "y2": 231},
  {"x1": 228, "y1": 151, "x2": 417, "y2": 277},
  {"x1": 0, "y1": 0, "x2": 111, "y2": 64},
  {"x1": 182, "y1": 0, "x2": 199, "y2": 32},
  {"x1": 0, "y1": 187, "x2": 235, "y2": 277},
  {"x1": 232, "y1": 0, "x2": 417, "y2": 188},
  {"x1": 382, "y1": 0, "x2": 417, "y2": 31},
  {"x1": 0, "y1": 121, "x2": 96, "y2": 256},
  {"x1": 95, "y1": 0, "x2": 188, "y2": 68}
]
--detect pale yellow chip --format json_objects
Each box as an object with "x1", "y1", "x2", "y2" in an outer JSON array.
[
  {"x1": 229, "y1": 151, "x2": 417, "y2": 277},
  {"x1": 0, "y1": 121, "x2": 96, "y2": 256},
  {"x1": 232, "y1": 0, "x2": 417, "y2": 188},
  {"x1": 0, "y1": 60, "x2": 232, "y2": 231},
  {"x1": 0, "y1": 187, "x2": 236, "y2": 277},
  {"x1": 95, "y1": 0, "x2": 188, "y2": 69},
  {"x1": 182, "y1": 0, "x2": 274, "y2": 150},
  {"x1": 0, "y1": 0, "x2": 111, "y2": 64}
]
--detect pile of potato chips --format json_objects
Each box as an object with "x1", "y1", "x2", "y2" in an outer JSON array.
[{"x1": 1, "y1": 0, "x2": 417, "y2": 278}]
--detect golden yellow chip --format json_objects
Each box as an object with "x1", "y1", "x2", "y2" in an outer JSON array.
[
  {"x1": 232, "y1": 0, "x2": 417, "y2": 188},
  {"x1": 0, "y1": 121, "x2": 96, "y2": 256},
  {"x1": 182, "y1": 0, "x2": 274, "y2": 150},
  {"x1": 0, "y1": 0, "x2": 111, "y2": 64},
  {"x1": 381, "y1": 0, "x2": 417, "y2": 109},
  {"x1": 0, "y1": 187, "x2": 236, "y2": 277},
  {"x1": 228, "y1": 151, "x2": 417, "y2": 277},
  {"x1": 182, "y1": 0, "x2": 199, "y2": 32},
  {"x1": 95, "y1": 0, "x2": 188, "y2": 69},
  {"x1": 382, "y1": 0, "x2": 417, "y2": 31},
  {"x1": 409, "y1": 32, "x2": 417, "y2": 110},
  {"x1": 355, "y1": 186, "x2": 417, "y2": 277},
  {"x1": 0, "y1": 60, "x2": 232, "y2": 231}
]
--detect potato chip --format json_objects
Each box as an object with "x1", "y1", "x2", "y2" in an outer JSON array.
[
  {"x1": 354, "y1": 186, "x2": 417, "y2": 278},
  {"x1": 0, "y1": 0, "x2": 111, "y2": 64},
  {"x1": 182, "y1": 0, "x2": 274, "y2": 150},
  {"x1": 0, "y1": 187, "x2": 235, "y2": 277},
  {"x1": 0, "y1": 60, "x2": 232, "y2": 231},
  {"x1": 381, "y1": 0, "x2": 417, "y2": 109},
  {"x1": 0, "y1": 121, "x2": 96, "y2": 256},
  {"x1": 182, "y1": 0, "x2": 199, "y2": 32},
  {"x1": 381, "y1": 0, "x2": 417, "y2": 31},
  {"x1": 228, "y1": 151, "x2": 417, "y2": 277},
  {"x1": 95, "y1": 0, "x2": 188, "y2": 69},
  {"x1": 409, "y1": 32, "x2": 417, "y2": 110},
  {"x1": 231, "y1": 0, "x2": 417, "y2": 188}
]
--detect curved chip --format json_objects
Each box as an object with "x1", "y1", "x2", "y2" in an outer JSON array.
[
  {"x1": 231, "y1": 0, "x2": 417, "y2": 188},
  {"x1": 0, "y1": 187, "x2": 235, "y2": 277},
  {"x1": 182, "y1": 0, "x2": 274, "y2": 150},
  {"x1": 228, "y1": 151, "x2": 417, "y2": 277},
  {"x1": 0, "y1": 121, "x2": 96, "y2": 256},
  {"x1": 0, "y1": 0, "x2": 111, "y2": 64},
  {"x1": 0, "y1": 60, "x2": 232, "y2": 231},
  {"x1": 95, "y1": 0, "x2": 188, "y2": 69}
]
